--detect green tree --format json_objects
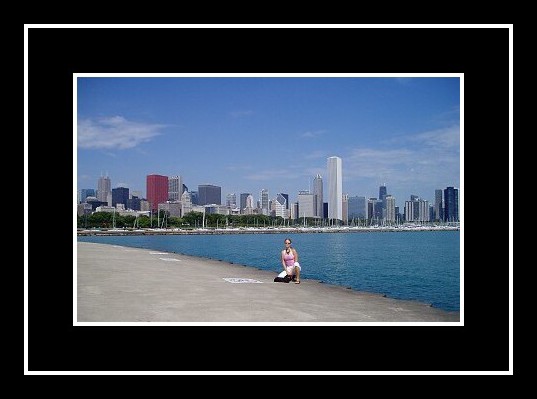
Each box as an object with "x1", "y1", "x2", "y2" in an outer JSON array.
[
  {"x1": 182, "y1": 211, "x2": 204, "y2": 228},
  {"x1": 88, "y1": 211, "x2": 113, "y2": 228}
]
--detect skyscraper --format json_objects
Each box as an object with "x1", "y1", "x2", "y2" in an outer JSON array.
[
  {"x1": 168, "y1": 175, "x2": 183, "y2": 201},
  {"x1": 444, "y1": 187, "x2": 459, "y2": 222},
  {"x1": 198, "y1": 184, "x2": 221, "y2": 205},
  {"x1": 97, "y1": 175, "x2": 111, "y2": 204},
  {"x1": 348, "y1": 196, "x2": 367, "y2": 220},
  {"x1": 385, "y1": 195, "x2": 396, "y2": 223},
  {"x1": 298, "y1": 190, "x2": 314, "y2": 218},
  {"x1": 245, "y1": 194, "x2": 254, "y2": 209},
  {"x1": 327, "y1": 156, "x2": 342, "y2": 221},
  {"x1": 112, "y1": 186, "x2": 129, "y2": 208},
  {"x1": 226, "y1": 193, "x2": 237, "y2": 208},
  {"x1": 281, "y1": 193, "x2": 289, "y2": 210},
  {"x1": 379, "y1": 184, "x2": 387, "y2": 217},
  {"x1": 379, "y1": 184, "x2": 387, "y2": 202},
  {"x1": 274, "y1": 193, "x2": 287, "y2": 218},
  {"x1": 313, "y1": 174, "x2": 323, "y2": 218},
  {"x1": 342, "y1": 194, "x2": 348, "y2": 224},
  {"x1": 240, "y1": 193, "x2": 251, "y2": 212},
  {"x1": 146, "y1": 174, "x2": 169, "y2": 212},
  {"x1": 260, "y1": 189, "x2": 269, "y2": 214},
  {"x1": 434, "y1": 189, "x2": 443, "y2": 221},
  {"x1": 181, "y1": 190, "x2": 192, "y2": 215},
  {"x1": 80, "y1": 188, "x2": 96, "y2": 203}
]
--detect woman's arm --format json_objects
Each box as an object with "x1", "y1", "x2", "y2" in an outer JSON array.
[
  {"x1": 281, "y1": 251, "x2": 286, "y2": 269},
  {"x1": 292, "y1": 248, "x2": 299, "y2": 263}
]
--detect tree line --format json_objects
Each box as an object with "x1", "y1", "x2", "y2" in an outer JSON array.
[{"x1": 76, "y1": 211, "x2": 305, "y2": 229}]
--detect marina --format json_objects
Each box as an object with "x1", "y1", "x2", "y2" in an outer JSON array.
[{"x1": 77, "y1": 224, "x2": 460, "y2": 236}]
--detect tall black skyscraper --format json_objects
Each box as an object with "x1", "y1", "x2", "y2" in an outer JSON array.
[
  {"x1": 379, "y1": 184, "x2": 387, "y2": 203},
  {"x1": 444, "y1": 187, "x2": 459, "y2": 222},
  {"x1": 112, "y1": 187, "x2": 129, "y2": 207},
  {"x1": 379, "y1": 184, "x2": 388, "y2": 217}
]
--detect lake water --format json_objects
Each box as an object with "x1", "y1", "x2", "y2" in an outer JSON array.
[{"x1": 77, "y1": 230, "x2": 460, "y2": 312}]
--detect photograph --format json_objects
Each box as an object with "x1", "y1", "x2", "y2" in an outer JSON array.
[
  {"x1": 25, "y1": 24, "x2": 512, "y2": 375},
  {"x1": 75, "y1": 74, "x2": 462, "y2": 325}
]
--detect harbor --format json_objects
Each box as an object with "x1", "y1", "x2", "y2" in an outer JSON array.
[{"x1": 77, "y1": 224, "x2": 460, "y2": 236}]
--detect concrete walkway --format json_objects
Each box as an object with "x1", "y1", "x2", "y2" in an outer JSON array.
[{"x1": 76, "y1": 242, "x2": 460, "y2": 323}]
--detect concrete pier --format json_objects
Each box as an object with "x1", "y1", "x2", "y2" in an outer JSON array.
[{"x1": 76, "y1": 242, "x2": 460, "y2": 323}]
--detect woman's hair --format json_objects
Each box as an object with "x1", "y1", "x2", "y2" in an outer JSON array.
[{"x1": 284, "y1": 238, "x2": 292, "y2": 243}]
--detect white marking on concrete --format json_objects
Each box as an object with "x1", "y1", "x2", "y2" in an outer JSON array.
[
  {"x1": 223, "y1": 278, "x2": 263, "y2": 284},
  {"x1": 159, "y1": 258, "x2": 182, "y2": 262},
  {"x1": 150, "y1": 252, "x2": 169, "y2": 255}
]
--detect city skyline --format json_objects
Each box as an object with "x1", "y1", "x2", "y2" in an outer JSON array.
[{"x1": 76, "y1": 75, "x2": 461, "y2": 205}]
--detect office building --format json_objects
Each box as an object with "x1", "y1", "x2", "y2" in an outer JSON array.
[
  {"x1": 348, "y1": 196, "x2": 367, "y2": 220},
  {"x1": 97, "y1": 175, "x2": 111, "y2": 204},
  {"x1": 313, "y1": 174, "x2": 323, "y2": 218},
  {"x1": 444, "y1": 186, "x2": 459, "y2": 222},
  {"x1": 168, "y1": 175, "x2": 184, "y2": 201},
  {"x1": 385, "y1": 195, "x2": 396, "y2": 223},
  {"x1": 298, "y1": 190, "x2": 315, "y2": 218},
  {"x1": 226, "y1": 193, "x2": 237, "y2": 208},
  {"x1": 327, "y1": 156, "x2": 343, "y2": 221},
  {"x1": 281, "y1": 193, "x2": 289, "y2": 210},
  {"x1": 240, "y1": 193, "x2": 251, "y2": 212},
  {"x1": 112, "y1": 186, "x2": 129, "y2": 208},
  {"x1": 260, "y1": 189, "x2": 269, "y2": 214},
  {"x1": 146, "y1": 174, "x2": 169, "y2": 212},
  {"x1": 434, "y1": 189, "x2": 444, "y2": 221},
  {"x1": 199, "y1": 184, "x2": 221, "y2": 205},
  {"x1": 80, "y1": 188, "x2": 96, "y2": 204},
  {"x1": 181, "y1": 190, "x2": 192, "y2": 216},
  {"x1": 342, "y1": 194, "x2": 348, "y2": 223},
  {"x1": 274, "y1": 194, "x2": 287, "y2": 218}
]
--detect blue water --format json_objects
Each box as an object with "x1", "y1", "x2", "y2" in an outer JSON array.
[{"x1": 77, "y1": 231, "x2": 460, "y2": 312}]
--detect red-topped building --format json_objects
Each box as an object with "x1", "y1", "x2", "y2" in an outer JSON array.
[{"x1": 146, "y1": 174, "x2": 168, "y2": 212}]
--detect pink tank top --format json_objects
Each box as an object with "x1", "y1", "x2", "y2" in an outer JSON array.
[{"x1": 283, "y1": 251, "x2": 295, "y2": 266}]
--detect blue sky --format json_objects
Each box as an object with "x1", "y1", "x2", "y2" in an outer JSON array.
[{"x1": 76, "y1": 75, "x2": 460, "y2": 207}]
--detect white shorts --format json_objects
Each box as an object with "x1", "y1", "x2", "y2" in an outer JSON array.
[
  {"x1": 286, "y1": 262, "x2": 301, "y2": 274},
  {"x1": 279, "y1": 262, "x2": 301, "y2": 278}
]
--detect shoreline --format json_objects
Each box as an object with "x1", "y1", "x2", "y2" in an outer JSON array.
[
  {"x1": 77, "y1": 242, "x2": 460, "y2": 323},
  {"x1": 77, "y1": 225, "x2": 460, "y2": 236}
]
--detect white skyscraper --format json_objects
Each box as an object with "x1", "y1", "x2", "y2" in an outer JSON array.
[
  {"x1": 168, "y1": 175, "x2": 183, "y2": 201},
  {"x1": 327, "y1": 156, "x2": 342, "y2": 221}
]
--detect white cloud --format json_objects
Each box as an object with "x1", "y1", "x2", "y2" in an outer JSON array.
[
  {"x1": 345, "y1": 148, "x2": 415, "y2": 180},
  {"x1": 408, "y1": 125, "x2": 460, "y2": 149},
  {"x1": 77, "y1": 116, "x2": 165, "y2": 150},
  {"x1": 384, "y1": 125, "x2": 460, "y2": 149},
  {"x1": 345, "y1": 125, "x2": 460, "y2": 185}
]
